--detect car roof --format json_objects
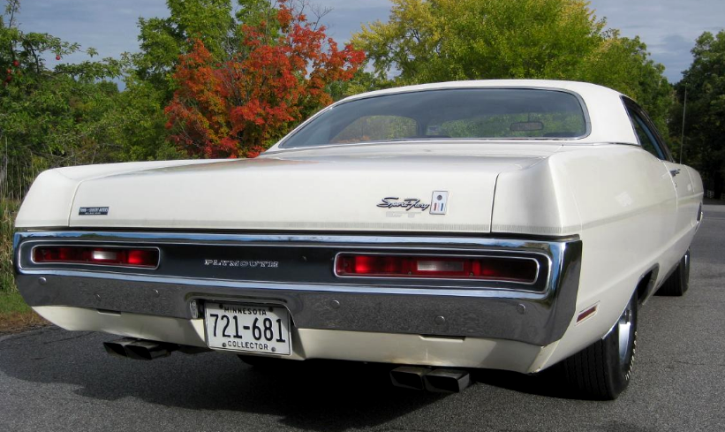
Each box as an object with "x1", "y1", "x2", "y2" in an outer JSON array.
[{"x1": 339, "y1": 79, "x2": 626, "y2": 103}]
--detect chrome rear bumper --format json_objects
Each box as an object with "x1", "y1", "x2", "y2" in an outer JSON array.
[{"x1": 14, "y1": 231, "x2": 581, "y2": 346}]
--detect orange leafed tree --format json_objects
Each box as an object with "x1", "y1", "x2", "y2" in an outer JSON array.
[{"x1": 165, "y1": 1, "x2": 365, "y2": 158}]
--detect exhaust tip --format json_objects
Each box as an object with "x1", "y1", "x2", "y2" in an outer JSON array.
[
  {"x1": 423, "y1": 369, "x2": 471, "y2": 393},
  {"x1": 103, "y1": 338, "x2": 138, "y2": 358},
  {"x1": 125, "y1": 340, "x2": 175, "y2": 361},
  {"x1": 390, "y1": 366, "x2": 429, "y2": 390},
  {"x1": 103, "y1": 338, "x2": 177, "y2": 360}
]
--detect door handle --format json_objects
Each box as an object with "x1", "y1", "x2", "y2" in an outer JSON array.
[{"x1": 670, "y1": 169, "x2": 681, "y2": 177}]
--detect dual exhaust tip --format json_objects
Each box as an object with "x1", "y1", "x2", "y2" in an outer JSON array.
[
  {"x1": 390, "y1": 366, "x2": 471, "y2": 393},
  {"x1": 103, "y1": 338, "x2": 177, "y2": 361},
  {"x1": 105, "y1": 338, "x2": 470, "y2": 393}
]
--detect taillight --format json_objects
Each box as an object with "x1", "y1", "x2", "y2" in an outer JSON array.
[
  {"x1": 335, "y1": 254, "x2": 538, "y2": 283},
  {"x1": 33, "y1": 246, "x2": 159, "y2": 268}
]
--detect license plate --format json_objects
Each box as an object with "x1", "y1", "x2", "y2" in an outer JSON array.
[{"x1": 204, "y1": 302, "x2": 291, "y2": 355}]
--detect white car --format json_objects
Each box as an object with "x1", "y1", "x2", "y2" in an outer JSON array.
[{"x1": 13, "y1": 80, "x2": 703, "y2": 399}]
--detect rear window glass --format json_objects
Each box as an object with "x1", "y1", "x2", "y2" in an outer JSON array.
[{"x1": 281, "y1": 88, "x2": 588, "y2": 148}]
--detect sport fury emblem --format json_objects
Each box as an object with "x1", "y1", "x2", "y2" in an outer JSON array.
[{"x1": 376, "y1": 191, "x2": 449, "y2": 215}]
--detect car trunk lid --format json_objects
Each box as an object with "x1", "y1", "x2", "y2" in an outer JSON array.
[{"x1": 69, "y1": 144, "x2": 555, "y2": 233}]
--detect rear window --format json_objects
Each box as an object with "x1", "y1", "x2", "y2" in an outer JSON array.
[{"x1": 280, "y1": 88, "x2": 588, "y2": 148}]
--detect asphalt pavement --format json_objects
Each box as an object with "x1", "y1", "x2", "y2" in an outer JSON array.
[{"x1": 1, "y1": 207, "x2": 724, "y2": 431}]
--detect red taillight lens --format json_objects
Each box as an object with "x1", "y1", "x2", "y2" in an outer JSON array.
[
  {"x1": 335, "y1": 254, "x2": 537, "y2": 283},
  {"x1": 33, "y1": 246, "x2": 159, "y2": 268}
]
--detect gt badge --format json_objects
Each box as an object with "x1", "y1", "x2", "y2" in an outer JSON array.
[{"x1": 430, "y1": 191, "x2": 448, "y2": 215}]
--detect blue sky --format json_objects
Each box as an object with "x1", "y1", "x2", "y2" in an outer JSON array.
[{"x1": 13, "y1": 0, "x2": 725, "y2": 83}]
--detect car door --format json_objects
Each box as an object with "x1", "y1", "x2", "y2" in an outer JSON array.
[{"x1": 623, "y1": 99, "x2": 695, "y2": 264}]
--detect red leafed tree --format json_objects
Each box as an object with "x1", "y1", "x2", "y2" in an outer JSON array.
[{"x1": 165, "y1": 1, "x2": 365, "y2": 158}]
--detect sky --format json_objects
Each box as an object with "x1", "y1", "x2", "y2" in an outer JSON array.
[{"x1": 12, "y1": 0, "x2": 725, "y2": 83}]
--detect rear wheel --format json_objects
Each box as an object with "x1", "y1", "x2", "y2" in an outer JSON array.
[
  {"x1": 656, "y1": 250, "x2": 690, "y2": 296},
  {"x1": 561, "y1": 292, "x2": 637, "y2": 400}
]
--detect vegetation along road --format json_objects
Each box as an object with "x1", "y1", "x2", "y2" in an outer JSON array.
[{"x1": 0, "y1": 206, "x2": 723, "y2": 432}]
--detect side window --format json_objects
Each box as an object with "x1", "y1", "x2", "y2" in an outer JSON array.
[
  {"x1": 631, "y1": 114, "x2": 665, "y2": 159},
  {"x1": 623, "y1": 99, "x2": 670, "y2": 161}
]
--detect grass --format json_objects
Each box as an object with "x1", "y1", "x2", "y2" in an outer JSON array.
[
  {"x1": 0, "y1": 290, "x2": 30, "y2": 314},
  {"x1": 0, "y1": 291, "x2": 47, "y2": 334},
  {"x1": 0, "y1": 199, "x2": 17, "y2": 294},
  {"x1": 0, "y1": 199, "x2": 48, "y2": 333}
]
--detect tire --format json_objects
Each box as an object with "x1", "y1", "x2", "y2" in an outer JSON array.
[
  {"x1": 656, "y1": 250, "x2": 690, "y2": 296},
  {"x1": 561, "y1": 292, "x2": 637, "y2": 400}
]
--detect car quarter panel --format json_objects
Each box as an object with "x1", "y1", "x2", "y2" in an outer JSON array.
[{"x1": 492, "y1": 144, "x2": 698, "y2": 368}]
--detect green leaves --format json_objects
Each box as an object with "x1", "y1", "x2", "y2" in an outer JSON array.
[
  {"x1": 133, "y1": 0, "x2": 237, "y2": 101},
  {"x1": 352, "y1": 0, "x2": 671, "y2": 131},
  {"x1": 0, "y1": 0, "x2": 693, "y2": 201},
  {"x1": 671, "y1": 30, "x2": 725, "y2": 195},
  {"x1": 0, "y1": 0, "x2": 140, "y2": 198},
  {"x1": 355, "y1": 0, "x2": 598, "y2": 82}
]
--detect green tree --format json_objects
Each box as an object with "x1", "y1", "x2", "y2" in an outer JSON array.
[
  {"x1": 165, "y1": 2, "x2": 365, "y2": 158},
  {"x1": 353, "y1": 0, "x2": 672, "y2": 132},
  {"x1": 126, "y1": 0, "x2": 287, "y2": 160},
  {"x1": 111, "y1": 73, "x2": 182, "y2": 162},
  {"x1": 133, "y1": 0, "x2": 285, "y2": 101},
  {"x1": 576, "y1": 33, "x2": 672, "y2": 134},
  {"x1": 0, "y1": 0, "x2": 126, "y2": 198},
  {"x1": 671, "y1": 30, "x2": 725, "y2": 197},
  {"x1": 134, "y1": 0, "x2": 235, "y2": 99}
]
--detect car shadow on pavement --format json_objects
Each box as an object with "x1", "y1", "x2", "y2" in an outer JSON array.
[
  {"x1": 471, "y1": 367, "x2": 580, "y2": 400},
  {"x1": 0, "y1": 327, "x2": 447, "y2": 431}
]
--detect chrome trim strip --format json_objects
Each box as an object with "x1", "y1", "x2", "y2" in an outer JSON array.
[
  {"x1": 14, "y1": 230, "x2": 565, "y2": 249},
  {"x1": 13, "y1": 232, "x2": 21, "y2": 252},
  {"x1": 16, "y1": 231, "x2": 559, "y2": 294}
]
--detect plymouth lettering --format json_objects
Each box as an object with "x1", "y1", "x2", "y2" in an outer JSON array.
[
  {"x1": 377, "y1": 197, "x2": 431, "y2": 212},
  {"x1": 204, "y1": 259, "x2": 279, "y2": 268}
]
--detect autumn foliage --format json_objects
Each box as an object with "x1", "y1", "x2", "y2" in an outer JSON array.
[{"x1": 165, "y1": 1, "x2": 365, "y2": 158}]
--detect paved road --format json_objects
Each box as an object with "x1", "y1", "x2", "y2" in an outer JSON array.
[{"x1": 2, "y1": 207, "x2": 724, "y2": 431}]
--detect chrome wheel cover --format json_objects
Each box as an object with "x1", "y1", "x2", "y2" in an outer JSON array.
[{"x1": 618, "y1": 301, "x2": 634, "y2": 363}]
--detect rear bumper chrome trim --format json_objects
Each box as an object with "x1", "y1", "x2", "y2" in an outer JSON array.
[{"x1": 14, "y1": 231, "x2": 582, "y2": 346}]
